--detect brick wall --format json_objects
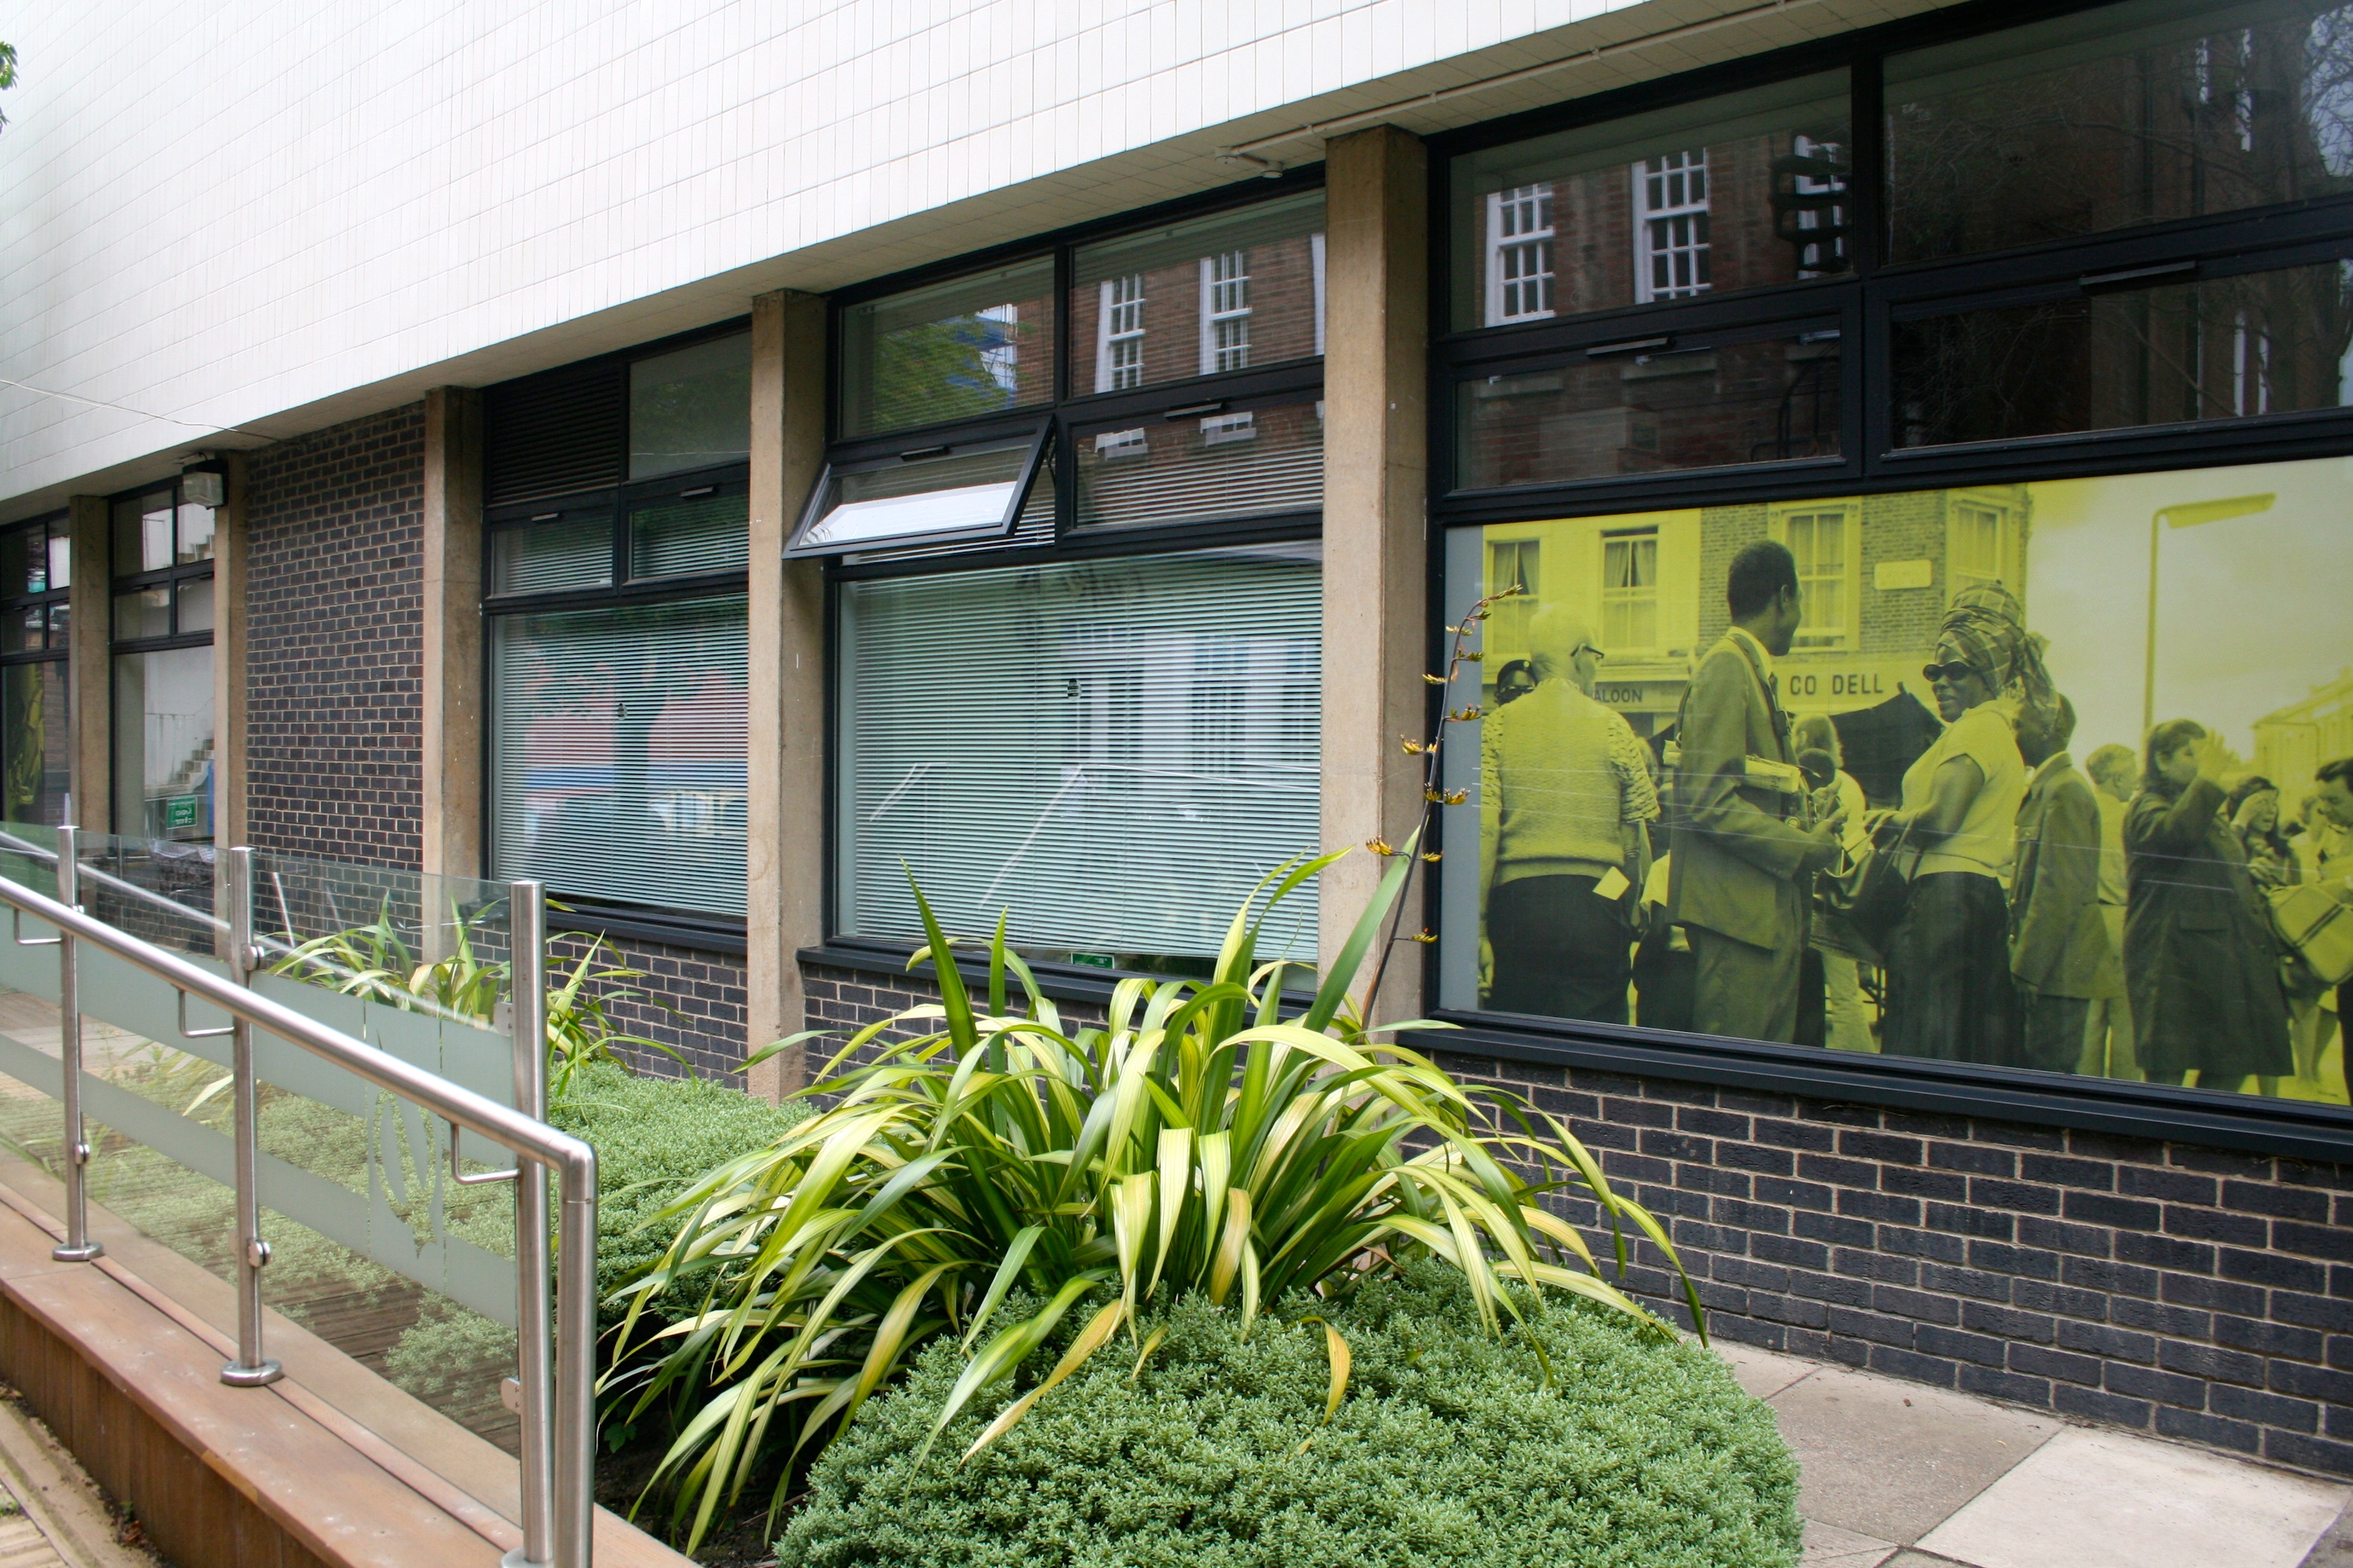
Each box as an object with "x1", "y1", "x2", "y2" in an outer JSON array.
[
  {"x1": 802, "y1": 955, "x2": 2353, "y2": 1480},
  {"x1": 244, "y1": 406, "x2": 428, "y2": 867},
  {"x1": 559, "y1": 931, "x2": 748, "y2": 1078}
]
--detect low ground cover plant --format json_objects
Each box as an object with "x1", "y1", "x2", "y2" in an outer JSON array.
[
  {"x1": 781, "y1": 1259, "x2": 1801, "y2": 1568},
  {"x1": 611, "y1": 848, "x2": 1706, "y2": 1553}
]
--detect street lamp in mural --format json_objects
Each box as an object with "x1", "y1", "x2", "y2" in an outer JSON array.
[{"x1": 2143, "y1": 493, "x2": 2275, "y2": 737}]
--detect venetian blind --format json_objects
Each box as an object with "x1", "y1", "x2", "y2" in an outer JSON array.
[
  {"x1": 838, "y1": 547, "x2": 1322, "y2": 963},
  {"x1": 488, "y1": 596, "x2": 748, "y2": 916}
]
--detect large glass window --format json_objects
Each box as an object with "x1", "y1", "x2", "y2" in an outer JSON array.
[
  {"x1": 1436, "y1": 1, "x2": 2353, "y2": 1124},
  {"x1": 0, "y1": 515, "x2": 69, "y2": 827},
  {"x1": 1441, "y1": 454, "x2": 2353, "y2": 1106},
  {"x1": 484, "y1": 333, "x2": 753, "y2": 928},
  {"x1": 1449, "y1": 72, "x2": 1851, "y2": 331},
  {"x1": 822, "y1": 188, "x2": 1331, "y2": 977},
  {"x1": 837, "y1": 547, "x2": 1322, "y2": 972},
  {"x1": 1885, "y1": 0, "x2": 2353, "y2": 265},
  {"x1": 489, "y1": 597, "x2": 748, "y2": 916},
  {"x1": 110, "y1": 484, "x2": 214, "y2": 842}
]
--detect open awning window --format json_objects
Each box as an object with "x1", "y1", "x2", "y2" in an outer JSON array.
[{"x1": 788, "y1": 430, "x2": 1048, "y2": 558}]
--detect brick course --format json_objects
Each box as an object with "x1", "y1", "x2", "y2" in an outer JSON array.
[
  {"x1": 802, "y1": 954, "x2": 2353, "y2": 1479},
  {"x1": 244, "y1": 405, "x2": 428, "y2": 866}
]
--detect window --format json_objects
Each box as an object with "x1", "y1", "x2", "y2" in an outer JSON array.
[
  {"x1": 1069, "y1": 190, "x2": 1325, "y2": 395},
  {"x1": 791, "y1": 434, "x2": 1047, "y2": 556},
  {"x1": 1436, "y1": 0, "x2": 2353, "y2": 1133},
  {"x1": 1946, "y1": 495, "x2": 2018, "y2": 599},
  {"x1": 1448, "y1": 70, "x2": 1850, "y2": 330},
  {"x1": 836, "y1": 547, "x2": 1321, "y2": 972},
  {"x1": 110, "y1": 482, "x2": 215, "y2": 843},
  {"x1": 1773, "y1": 504, "x2": 1857, "y2": 648},
  {"x1": 1634, "y1": 151, "x2": 1712, "y2": 303},
  {"x1": 483, "y1": 330, "x2": 753, "y2": 928},
  {"x1": 830, "y1": 187, "x2": 1329, "y2": 976},
  {"x1": 1486, "y1": 186, "x2": 1556, "y2": 325},
  {"x1": 0, "y1": 515, "x2": 69, "y2": 828},
  {"x1": 1096, "y1": 273, "x2": 1146, "y2": 392},
  {"x1": 1891, "y1": 259, "x2": 2353, "y2": 450},
  {"x1": 1884, "y1": 0, "x2": 2353, "y2": 264},
  {"x1": 838, "y1": 259, "x2": 1056, "y2": 439},
  {"x1": 1201, "y1": 251, "x2": 1253, "y2": 374},
  {"x1": 1600, "y1": 529, "x2": 1660, "y2": 652}
]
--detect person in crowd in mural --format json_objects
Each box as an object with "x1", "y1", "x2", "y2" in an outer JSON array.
[
  {"x1": 2008, "y1": 696, "x2": 2109, "y2": 1076},
  {"x1": 1876, "y1": 583, "x2": 2041, "y2": 1065},
  {"x1": 1495, "y1": 659, "x2": 1538, "y2": 706},
  {"x1": 2311, "y1": 758, "x2": 2353, "y2": 1100},
  {"x1": 2228, "y1": 776, "x2": 2301, "y2": 890},
  {"x1": 1795, "y1": 712, "x2": 1874, "y2": 1054},
  {"x1": 2126, "y1": 721, "x2": 2293, "y2": 1095},
  {"x1": 1668, "y1": 541, "x2": 1847, "y2": 1043},
  {"x1": 2079, "y1": 743, "x2": 2140, "y2": 1079},
  {"x1": 2232, "y1": 773, "x2": 2331, "y2": 1086},
  {"x1": 1480, "y1": 607, "x2": 1658, "y2": 1024}
]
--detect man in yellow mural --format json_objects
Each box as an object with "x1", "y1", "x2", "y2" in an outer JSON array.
[{"x1": 1668, "y1": 541, "x2": 1847, "y2": 1042}]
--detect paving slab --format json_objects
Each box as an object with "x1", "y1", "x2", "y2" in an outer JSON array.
[
  {"x1": 1917, "y1": 1426, "x2": 2346, "y2": 1568},
  {"x1": 1765, "y1": 1363, "x2": 2061, "y2": 1544},
  {"x1": 1801, "y1": 1517, "x2": 1900, "y2": 1567},
  {"x1": 1717, "y1": 1340, "x2": 1820, "y2": 1401}
]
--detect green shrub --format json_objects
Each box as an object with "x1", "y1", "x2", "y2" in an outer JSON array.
[
  {"x1": 549, "y1": 1061, "x2": 809, "y2": 1320},
  {"x1": 613, "y1": 860, "x2": 1699, "y2": 1554},
  {"x1": 780, "y1": 1261, "x2": 1800, "y2": 1568},
  {"x1": 385, "y1": 1301, "x2": 517, "y2": 1430}
]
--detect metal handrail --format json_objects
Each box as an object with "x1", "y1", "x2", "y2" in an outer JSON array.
[
  {"x1": 0, "y1": 854, "x2": 594, "y2": 1568},
  {"x1": 0, "y1": 828, "x2": 506, "y2": 1033}
]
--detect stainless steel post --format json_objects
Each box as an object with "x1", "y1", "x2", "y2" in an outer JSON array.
[
  {"x1": 555, "y1": 1148, "x2": 598, "y2": 1568},
  {"x1": 219, "y1": 846, "x2": 280, "y2": 1387},
  {"x1": 504, "y1": 881, "x2": 555, "y2": 1568},
  {"x1": 51, "y1": 825, "x2": 99, "y2": 1264}
]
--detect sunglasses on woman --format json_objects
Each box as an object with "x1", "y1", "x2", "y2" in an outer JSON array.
[{"x1": 1922, "y1": 660, "x2": 1985, "y2": 684}]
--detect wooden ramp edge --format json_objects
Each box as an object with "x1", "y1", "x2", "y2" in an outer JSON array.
[{"x1": 0, "y1": 1171, "x2": 692, "y2": 1568}]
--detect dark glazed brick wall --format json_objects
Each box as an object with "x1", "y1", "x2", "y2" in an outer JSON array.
[
  {"x1": 243, "y1": 406, "x2": 427, "y2": 867},
  {"x1": 799, "y1": 955, "x2": 2353, "y2": 1479},
  {"x1": 1426, "y1": 1056, "x2": 2353, "y2": 1479},
  {"x1": 558, "y1": 931, "x2": 748, "y2": 1078}
]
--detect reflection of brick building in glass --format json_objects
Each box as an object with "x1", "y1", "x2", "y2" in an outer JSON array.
[
  {"x1": 1457, "y1": 116, "x2": 1850, "y2": 488},
  {"x1": 1482, "y1": 484, "x2": 2032, "y2": 799},
  {"x1": 1066, "y1": 228, "x2": 1323, "y2": 391}
]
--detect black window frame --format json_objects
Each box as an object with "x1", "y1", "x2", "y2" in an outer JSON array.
[
  {"x1": 807, "y1": 172, "x2": 1334, "y2": 988},
  {"x1": 0, "y1": 511, "x2": 72, "y2": 669},
  {"x1": 1422, "y1": 0, "x2": 2353, "y2": 1160},
  {"x1": 480, "y1": 318, "x2": 756, "y2": 952}
]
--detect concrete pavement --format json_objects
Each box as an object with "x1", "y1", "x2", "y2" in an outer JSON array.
[{"x1": 1716, "y1": 1341, "x2": 2353, "y2": 1568}]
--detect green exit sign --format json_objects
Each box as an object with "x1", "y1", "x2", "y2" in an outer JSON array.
[
  {"x1": 1068, "y1": 952, "x2": 1116, "y2": 971},
  {"x1": 163, "y1": 795, "x2": 200, "y2": 830}
]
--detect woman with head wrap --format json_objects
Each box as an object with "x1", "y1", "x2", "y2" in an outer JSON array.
[{"x1": 1875, "y1": 584, "x2": 2042, "y2": 1065}]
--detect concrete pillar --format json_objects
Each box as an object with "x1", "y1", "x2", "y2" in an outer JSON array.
[
  {"x1": 744, "y1": 290, "x2": 829, "y2": 1101},
  {"x1": 1319, "y1": 125, "x2": 1430, "y2": 1024},
  {"x1": 211, "y1": 455, "x2": 249, "y2": 849},
  {"x1": 421, "y1": 387, "x2": 486, "y2": 885},
  {"x1": 66, "y1": 496, "x2": 109, "y2": 835}
]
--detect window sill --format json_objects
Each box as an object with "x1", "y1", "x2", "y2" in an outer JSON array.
[
  {"x1": 547, "y1": 900, "x2": 747, "y2": 955},
  {"x1": 1419, "y1": 1010, "x2": 2353, "y2": 1163}
]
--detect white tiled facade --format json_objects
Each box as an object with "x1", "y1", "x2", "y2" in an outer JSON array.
[{"x1": 0, "y1": 0, "x2": 1950, "y2": 515}]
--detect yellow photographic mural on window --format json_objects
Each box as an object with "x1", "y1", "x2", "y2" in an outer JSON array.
[{"x1": 1442, "y1": 454, "x2": 2353, "y2": 1107}]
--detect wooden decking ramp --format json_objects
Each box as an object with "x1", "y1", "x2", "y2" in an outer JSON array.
[{"x1": 0, "y1": 1167, "x2": 691, "y2": 1568}]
